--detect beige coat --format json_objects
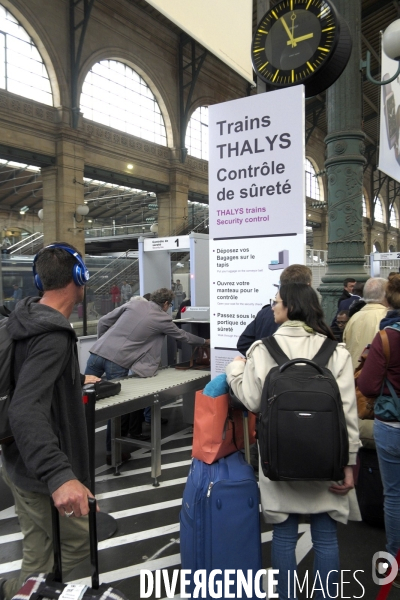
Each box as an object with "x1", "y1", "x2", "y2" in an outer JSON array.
[
  {"x1": 226, "y1": 326, "x2": 361, "y2": 525},
  {"x1": 343, "y1": 303, "x2": 388, "y2": 370}
]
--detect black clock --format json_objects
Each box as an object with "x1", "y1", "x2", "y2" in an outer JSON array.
[{"x1": 251, "y1": 0, "x2": 352, "y2": 98}]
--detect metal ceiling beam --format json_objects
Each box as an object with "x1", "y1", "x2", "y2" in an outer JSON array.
[
  {"x1": 361, "y1": 34, "x2": 380, "y2": 63},
  {"x1": 388, "y1": 178, "x2": 400, "y2": 214},
  {"x1": 363, "y1": 93, "x2": 378, "y2": 113},
  {"x1": 188, "y1": 191, "x2": 208, "y2": 204},
  {"x1": 70, "y1": 0, "x2": 95, "y2": 129},
  {"x1": 1, "y1": 175, "x2": 38, "y2": 205},
  {"x1": 29, "y1": 198, "x2": 43, "y2": 210},
  {"x1": 88, "y1": 200, "x2": 150, "y2": 218},
  {"x1": 9, "y1": 183, "x2": 42, "y2": 209},
  {"x1": 84, "y1": 166, "x2": 169, "y2": 193},
  {"x1": 361, "y1": 0, "x2": 396, "y2": 19},
  {"x1": 0, "y1": 168, "x2": 27, "y2": 189},
  {"x1": 0, "y1": 145, "x2": 55, "y2": 167},
  {"x1": 179, "y1": 33, "x2": 207, "y2": 163},
  {"x1": 306, "y1": 102, "x2": 325, "y2": 144},
  {"x1": 371, "y1": 169, "x2": 388, "y2": 224}
]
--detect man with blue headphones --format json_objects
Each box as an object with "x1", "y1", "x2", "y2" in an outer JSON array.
[{"x1": 1, "y1": 243, "x2": 97, "y2": 600}]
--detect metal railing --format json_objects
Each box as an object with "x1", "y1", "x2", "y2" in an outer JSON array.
[
  {"x1": 172, "y1": 215, "x2": 209, "y2": 237},
  {"x1": 94, "y1": 259, "x2": 139, "y2": 295},
  {"x1": 85, "y1": 223, "x2": 156, "y2": 238},
  {"x1": 190, "y1": 216, "x2": 209, "y2": 234},
  {"x1": 306, "y1": 251, "x2": 400, "y2": 290},
  {"x1": 88, "y1": 250, "x2": 138, "y2": 290},
  {"x1": 8, "y1": 232, "x2": 43, "y2": 255}
]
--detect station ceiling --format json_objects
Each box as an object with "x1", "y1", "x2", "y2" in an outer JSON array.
[{"x1": 0, "y1": 0, "x2": 398, "y2": 230}]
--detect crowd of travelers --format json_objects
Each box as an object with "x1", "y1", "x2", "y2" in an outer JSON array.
[
  {"x1": 0, "y1": 241, "x2": 399, "y2": 599},
  {"x1": 232, "y1": 268, "x2": 400, "y2": 596}
]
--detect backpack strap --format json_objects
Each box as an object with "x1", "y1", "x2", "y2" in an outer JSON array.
[
  {"x1": 262, "y1": 336, "x2": 290, "y2": 366},
  {"x1": 311, "y1": 337, "x2": 338, "y2": 367},
  {"x1": 379, "y1": 329, "x2": 390, "y2": 367}
]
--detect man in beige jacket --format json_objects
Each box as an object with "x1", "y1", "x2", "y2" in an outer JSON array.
[{"x1": 343, "y1": 277, "x2": 388, "y2": 371}]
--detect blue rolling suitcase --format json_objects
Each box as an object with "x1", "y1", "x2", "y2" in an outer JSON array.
[{"x1": 180, "y1": 451, "x2": 262, "y2": 599}]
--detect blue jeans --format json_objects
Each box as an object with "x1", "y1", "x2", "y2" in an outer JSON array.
[
  {"x1": 85, "y1": 353, "x2": 129, "y2": 381},
  {"x1": 272, "y1": 513, "x2": 339, "y2": 600},
  {"x1": 374, "y1": 419, "x2": 400, "y2": 558},
  {"x1": 144, "y1": 406, "x2": 151, "y2": 423}
]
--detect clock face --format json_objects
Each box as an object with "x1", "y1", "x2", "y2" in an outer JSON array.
[{"x1": 252, "y1": 0, "x2": 339, "y2": 89}]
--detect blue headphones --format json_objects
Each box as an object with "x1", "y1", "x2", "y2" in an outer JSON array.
[{"x1": 33, "y1": 244, "x2": 90, "y2": 292}]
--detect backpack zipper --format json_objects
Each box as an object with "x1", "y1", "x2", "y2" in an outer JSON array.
[{"x1": 207, "y1": 482, "x2": 214, "y2": 497}]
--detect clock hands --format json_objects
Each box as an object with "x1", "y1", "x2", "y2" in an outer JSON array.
[
  {"x1": 287, "y1": 32, "x2": 314, "y2": 45},
  {"x1": 291, "y1": 12, "x2": 296, "y2": 43},
  {"x1": 282, "y1": 12, "x2": 314, "y2": 48},
  {"x1": 280, "y1": 16, "x2": 297, "y2": 47}
]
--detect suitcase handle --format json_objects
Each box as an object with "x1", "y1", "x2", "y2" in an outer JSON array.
[
  {"x1": 51, "y1": 496, "x2": 100, "y2": 590},
  {"x1": 88, "y1": 497, "x2": 99, "y2": 590},
  {"x1": 279, "y1": 358, "x2": 324, "y2": 374}
]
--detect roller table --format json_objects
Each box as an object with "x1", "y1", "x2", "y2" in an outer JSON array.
[{"x1": 94, "y1": 368, "x2": 210, "y2": 486}]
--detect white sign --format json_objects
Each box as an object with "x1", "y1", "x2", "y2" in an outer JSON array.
[
  {"x1": 210, "y1": 235, "x2": 304, "y2": 351},
  {"x1": 370, "y1": 251, "x2": 400, "y2": 276},
  {"x1": 209, "y1": 88, "x2": 306, "y2": 376},
  {"x1": 143, "y1": 236, "x2": 190, "y2": 252},
  {"x1": 378, "y1": 42, "x2": 400, "y2": 184},
  {"x1": 372, "y1": 251, "x2": 400, "y2": 261},
  {"x1": 144, "y1": 0, "x2": 253, "y2": 83},
  {"x1": 209, "y1": 86, "x2": 305, "y2": 240}
]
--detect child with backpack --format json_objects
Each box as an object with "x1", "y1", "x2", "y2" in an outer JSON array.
[{"x1": 226, "y1": 283, "x2": 361, "y2": 600}]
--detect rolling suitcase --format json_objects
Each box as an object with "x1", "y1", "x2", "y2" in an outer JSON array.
[
  {"x1": 180, "y1": 451, "x2": 262, "y2": 599},
  {"x1": 355, "y1": 447, "x2": 385, "y2": 528},
  {"x1": 12, "y1": 498, "x2": 128, "y2": 600}
]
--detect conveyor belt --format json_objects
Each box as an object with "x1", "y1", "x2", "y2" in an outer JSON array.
[
  {"x1": 94, "y1": 367, "x2": 210, "y2": 484},
  {"x1": 95, "y1": 368, "x2": 210, "y2": 416}
]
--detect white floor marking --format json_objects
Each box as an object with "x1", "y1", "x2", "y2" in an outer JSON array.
[
  {"x1": 69, "y1": 527, "x2": 313, "y2": 588},
  {"x1": 0, "y1": 518, "x2": 312, "y2": 590},
  {"x1": 96, "y1": 476, "x2": 188, "y2": 500},
  {"x1": 161, "y1": 400, "x2": 183, "y2": 408},
  {"x1": 0, "y1": 559, "x2": 22, "y2": 574},
  {"x1": 109, "y1": 498, "x2": 182, "y2": 520},
  {"x1": 145, "y1": 538, "x2": 180, "y2": 561},
  {"x1": 95, "y1": 445, "x2": 192, "y2": 476},
  {"x1": 69, "y1": 553, "x2": 181, "y2": 586},
  {"x1": 159, "y1": 445, "x2": 192, "y2": 457},
  {"x1": 98, "y1": 524, "x2": 180, "y2": 550},
  {"x1": 0, "y1": 506, "x2": 16, "y2": 520},
  {"x1": 95, "y1": 425, "x2": 107, "y2": 433},
  {"x1": 0, "y1": 532, "x2": 23, "y2": 545},
  {"x1": 96, "y1": 460, "x2": 191, "y2": 484},
  {"x1": 159, "y1": 427, "x2": 192, "y2": 444}
]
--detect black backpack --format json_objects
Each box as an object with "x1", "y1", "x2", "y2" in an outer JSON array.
[
  {"x1": 0, "y1": 305, "x2": 15, "y2": 445},
  {"x1": 258, "y1": 336, "x2": 349, "y2": 482}
]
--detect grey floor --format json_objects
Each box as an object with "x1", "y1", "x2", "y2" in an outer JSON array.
[{"x1": 0, "y1": 400, "x2": 394, "y2": 599}]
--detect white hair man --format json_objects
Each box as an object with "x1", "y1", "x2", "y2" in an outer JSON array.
[{"x1": 343, "y1": 277, "x2": 389, "y2": 370}]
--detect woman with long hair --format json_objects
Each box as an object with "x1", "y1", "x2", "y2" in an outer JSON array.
[{"x1": 226, "y1": 283, "x2": 360, "y2": 599}]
